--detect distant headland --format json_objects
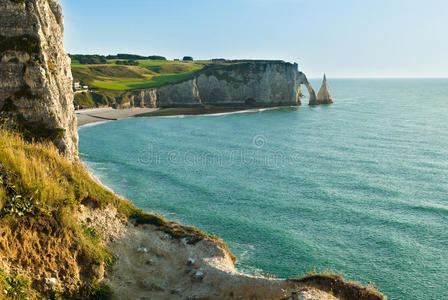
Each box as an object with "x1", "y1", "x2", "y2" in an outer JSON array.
[{"x1": 70, "y1": 54, "x2": 333, "y2": 111}]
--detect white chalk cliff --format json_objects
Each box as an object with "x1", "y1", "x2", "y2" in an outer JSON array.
[
  {"x1": 313, "y1": 74, "x2": 333, "y2": 105},
  {"x1": 129, "y1": 62, "x2": 318, "y2": 108},
  {"x1": 0, "y1": 0, "x2": 78, "y2": 159}
]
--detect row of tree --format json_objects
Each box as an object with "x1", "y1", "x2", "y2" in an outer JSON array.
[
  {"x1": 69, "y1": 54, "x2": 197, "y2": 65},
  {"x1": 115, "y1": 59, "x2": 139, "y2": 66},
  {"x1": 106, "y1": 54, "x2": 167, "y2": 60},
  {"x1": 70, "y1": 54, "x2": 107, "y2": 64},
  {"x1": 69, "y1": 54, "x2": 168, "y2": 64}
]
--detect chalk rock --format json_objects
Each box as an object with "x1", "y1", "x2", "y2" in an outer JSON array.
[
  {"x1": 0, "y1": 0, "x2": 78, "y2": 159},
  {"x1": 129, "y1": 62, "x2": 316, "y2": 108},
  {"x1": 137, "y1": 246, "x2": 148, "y2": 253},
  {"x1": 316, "y1": 74, "x2": 333, "y2": 105},
  {"x1": 45, "y1": 277, "x2": 57, "y2": 287},
  {"x1": 171, "y1": 288, "x2": 182, "y2": 295},
  {"x1": 192, "y1": 270, "x2": 204, "y2": 281}
]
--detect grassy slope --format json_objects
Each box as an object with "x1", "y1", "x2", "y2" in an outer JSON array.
[
  {"x1": 0, "y1": 128, "x2": 235, "y2": 298},
  {"x1": 71, "y1": 60, "x2": 206, "y2": 107},
  {"x1": 72, "y1": 60, "x2": 204, "y2": 91}
]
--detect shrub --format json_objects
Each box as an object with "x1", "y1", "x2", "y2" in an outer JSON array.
[
  {"x1": 0, "y1": 270, "x2": 30, "y2": 300},
  {"x1": 115, "y1": 59, "x2": 138, "y2": 66},
  {"x1": 70, "y1": 54, "x2": 107, "y2": 65},
  {"x1": 0, "y1": 35, "x2": 40, "y2": 54}
]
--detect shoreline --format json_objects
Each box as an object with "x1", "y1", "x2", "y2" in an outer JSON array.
[
  {"x1": 76, "y1": 106, "x2": 296, "y2": 127},
  {"x1": 76, "y1": 107, "x2": 158, "y2": 127}
]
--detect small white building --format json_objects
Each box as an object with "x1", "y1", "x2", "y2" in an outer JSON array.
[
  {"x1": 73, "y1": 82, "x2": 81, "y2": 90},
  {"x1": 82, "y1": 86, "x2": 88, "y2": 90}
]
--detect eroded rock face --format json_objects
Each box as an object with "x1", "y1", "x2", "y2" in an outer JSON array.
[
  {"x1": 0, "y1": 0, "x2": 78, "y2": 159},
  {"x1": 312, "y1": 74, "x2": 333, "y2": 105},
  {"x1": 130, "y1": 89, "x2": 157, "y2": 108},
  {"x1": 129, "y1": 62, "x2": 316, "y2": 108}
]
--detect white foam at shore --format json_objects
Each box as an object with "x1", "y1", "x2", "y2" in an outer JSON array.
[
  {"x1": 150, "y1": 106, "x2": 295, "y2": 119},
  {"x1": 77, "y1": 120, "x2": 113, "y2": 130},
  {"x1": 82, "y1": 162, "x2": 127, "y2": 200}
]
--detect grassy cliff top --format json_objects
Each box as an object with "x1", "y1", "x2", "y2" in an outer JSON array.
[{"x1": 71, "y1": 59, "x2": 205, "y2": 91}]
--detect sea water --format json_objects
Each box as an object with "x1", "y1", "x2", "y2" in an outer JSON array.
[{"x1": 78, "y1": 79, "x2": 448, "y2": 299}]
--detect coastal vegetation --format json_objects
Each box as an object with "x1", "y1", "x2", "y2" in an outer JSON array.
[
  {"x1": 0, "y1": 127, "x2": 236, "y2": 298},
  {"x1": 72, "y1": 59, "x2": 203, "y2": 90},
  {"x1": 0, "y1": 34, "x2": 40, "y2": 54}
]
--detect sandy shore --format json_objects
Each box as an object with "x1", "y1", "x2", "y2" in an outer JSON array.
[
  {"x1": 76, "y1": 107, "x2": 158, "y2": 127},
  {"x1": 76, "y1": 106, "x2": 296, "y2": 127},
  {"x1": 135, "y1": 106, "x2": 292, "y2": 118}
]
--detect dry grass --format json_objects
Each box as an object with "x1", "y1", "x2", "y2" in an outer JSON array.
[
  {"x1": 0, "y1": 127, "x2": 237, "y2": 297},
  {"x1": 132, "y1": 211, "x2": 237, "y2": 263},
  {"x1": 0, "y1": 128, "x2": 133, "y2": 297},
  {"x1": 0, "y1": 127, "x2": 135, "y2": 216},
  {"x1": 0, "y1": 185, "x2": 5, "y2": 211},
  {"x1": 289, "y1": 270, "x2": 387, "y2": 300}
]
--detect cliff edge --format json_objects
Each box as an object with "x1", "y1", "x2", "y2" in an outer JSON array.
[{"x1": 0, "y1": 0, "x2": 78, "y2": 159}]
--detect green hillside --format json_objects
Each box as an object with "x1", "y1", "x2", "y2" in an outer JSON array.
[
  {"x1": 71, "y1": 59, "x2": 210, "y2": 107},
  {"x1": 72, "y1": 59, "x2": 204, "y2": 91}
]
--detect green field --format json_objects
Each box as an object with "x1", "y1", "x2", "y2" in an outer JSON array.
[{"x1": 72, "y1": 60, "x2": 204, "y2": 91}]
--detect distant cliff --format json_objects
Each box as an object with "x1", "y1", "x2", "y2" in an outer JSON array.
[
  {"x1": 129, "y1": 61, "x2": 317, "y2": 108},
  {"x1": 0, "y1": 0, "x2": 78, "y2": 159}
]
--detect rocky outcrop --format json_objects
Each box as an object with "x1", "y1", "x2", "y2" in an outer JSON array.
[
  {"x1": 0, "y1": 0, "x2": 78, "y2": 159},
  {"x1": 305, "y1": 81, "x2": 317, "y2": 105},
  {"x1": 130, "y1": 89, "x2": 157, "y2": 108},
  {"x1": 311, "y1": 74, "x2": 333, "y2": 105},
  {"x1": 129, "y1": 62, "x2": 317, "y2": 108}
]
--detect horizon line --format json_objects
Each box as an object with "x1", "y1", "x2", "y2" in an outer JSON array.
[{"x1": 308, "y1": 76, "x2": 448, "y2": 79}]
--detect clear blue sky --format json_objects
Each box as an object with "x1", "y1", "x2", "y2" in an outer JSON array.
[{"x1": 59, "y1": 0, "x2": 448, "y2": 78}]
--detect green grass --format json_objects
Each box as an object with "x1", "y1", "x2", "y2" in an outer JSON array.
[
  {"x1": 72, "y1": 60, "x2": 204, "y2": 90},
  {"x1": 70, "y1": 60, "x2": 205, "y2": 106},
  {"x1": 91, "y1": 71, "x2": 201, "y2": 90},
  {"x1": 0, "y1": 270, "x2": 31, "y2": 300}
]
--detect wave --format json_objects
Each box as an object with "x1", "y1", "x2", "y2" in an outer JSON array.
[
  {"x1": 77, "y1": 120, "x2": 113, "y2": 130},
  {"x1": 149, "y1": 106, "x2": 294, "y2": 119},
  {"x1": 201, "y1": 106, "x2": 293, "y2": 117},
  {"x1": 410, "y1": 204, "x2": 448, "y2": 216}
]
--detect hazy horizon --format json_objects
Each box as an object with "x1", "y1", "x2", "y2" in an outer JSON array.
[{"x1": 60, "y1": 0, "x2": 448, "y2": 78}]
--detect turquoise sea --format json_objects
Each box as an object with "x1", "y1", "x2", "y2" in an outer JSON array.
[{"x1": 78, "y1": 79, "x2": 448, "y2": 300}]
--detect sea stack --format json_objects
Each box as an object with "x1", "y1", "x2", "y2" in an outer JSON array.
[
  {"x1": 315, "y1": 74, "x2": 333, "y2": 105},
  {"x1": 0, "y1": 0, "x2": 78, "y2": 159}
]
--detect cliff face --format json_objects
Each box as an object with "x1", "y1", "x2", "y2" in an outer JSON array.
[
  {"x1": 0, "y1": 0, "x2": 78, "y2": 159},
  {"x1": 129, "y1": 62, "x2": 316, "y2": 108}
]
